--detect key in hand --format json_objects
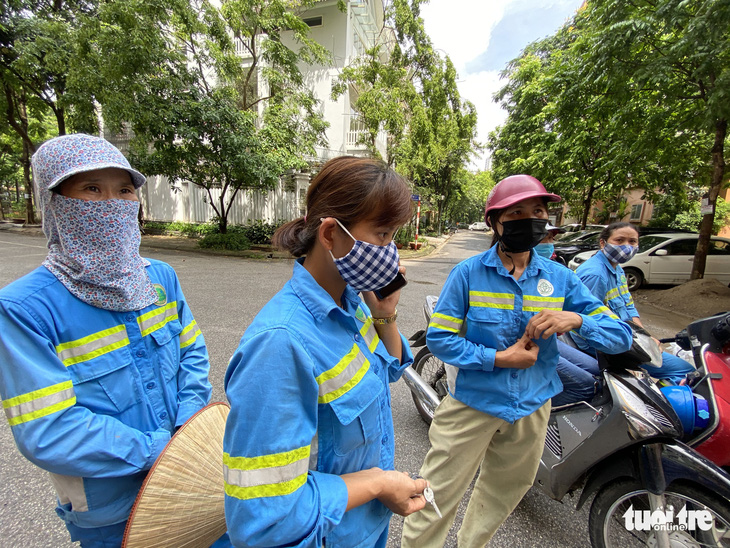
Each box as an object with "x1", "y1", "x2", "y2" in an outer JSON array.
[{"x1": 423, "y1": 485, "x2": 442, "y2": 519}]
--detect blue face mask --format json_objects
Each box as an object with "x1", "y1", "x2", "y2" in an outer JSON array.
[
  {"x1": 602, "y1": 243, "x2": 638, "y2": 264},
  {"x1": 534, "y1": 243, "x2": 554, "y2": 259}
]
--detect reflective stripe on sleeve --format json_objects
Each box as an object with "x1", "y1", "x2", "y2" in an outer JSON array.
[
  {"x1": 55, "y1": 325, "x2": 129, "y2": 367},
  {"x1": 428, "y1": 312, "x2": 463, "y2": 333},
  {"x1": 360, "y1": 318, "x2": 380, "y2": 353},
  {"x1": 469, "y1": 291, "x2": 515, "y2": 310},
  {"x1": 588, "y1": 306, "x2": 620, "y2": 320},
  {"x1": 137, "y1": 302, "x2": 178, "y2": 336},
  {"x1": 223, "y1": 445, "x2": 310, "y2": 501},
  {"x1": 523, "y1": 295, "x2": 564, "y2": 312},
  {"x1": 605, "y1": 288, "x2": 620, "y2": 302},
  {"x1": 179, "y1": 319, "x2": 202, "y2": 349},
  {"x1": 316, "y1": 344, "x2": 370, "y2": 404},
  {"x1": 3, "y1": 381, "x2": 76, "y2": 426}
]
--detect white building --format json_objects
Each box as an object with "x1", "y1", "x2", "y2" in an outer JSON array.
[{"x1": 128, "y1": 0, "x2": 390, "y2": 225}]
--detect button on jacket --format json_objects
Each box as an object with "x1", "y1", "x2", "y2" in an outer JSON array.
[
  {"x1": 426, "y1": 246, "x2": 632, "y2": 423},
  {"x1": 0, "y1": 259, "x2": 211, "y2": 528},
  {"x1": 223, "y1": 259, "x2": 413, "y2": 548}
]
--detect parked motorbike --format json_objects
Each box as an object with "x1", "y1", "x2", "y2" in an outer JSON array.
[
  {"x1": 659, "y1": 311, "x2": 730, "y2": 471},
  {"x1": 402, "y1": 296, "x2": 730, "y2": 548}
]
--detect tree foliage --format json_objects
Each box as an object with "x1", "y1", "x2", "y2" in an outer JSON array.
[
  {"x1": 332, "y1": 0, "x2": 479, "y2": 230},
  {"x1": 2, "y1": 0, "x2": 331, "y2": 232},
  {"x1": 123, "y1": 0, "x2": 330, "y2": 233},
  {"x1": 489, "y1": 0, "x2": 729, "y2": 276}
]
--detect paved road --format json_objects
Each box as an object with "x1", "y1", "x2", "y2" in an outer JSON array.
[{"x1": 0, "y1": 230, "x2": 687, "y2": 547}]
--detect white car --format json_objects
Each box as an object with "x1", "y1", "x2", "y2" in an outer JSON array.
[
  {"x1": 568, "y1": 233, "x2": 730, "y2": 291},
  {"x1": 468, "y1": 222, "x2": 488, "y2": 231}
]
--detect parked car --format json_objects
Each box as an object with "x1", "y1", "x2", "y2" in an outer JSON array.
[
  {"x1": 568, "y1": 233, "x2": 730, "y2": 291},
  {"x1": 552, "y1": 230, "x2": 602, "y2": 265},
  {"x1": 468, "y1": 221, "x2": 488, "y2": 231},
  {"x1": 555, "y1": 223, "x2": 606, "y2": 240}
]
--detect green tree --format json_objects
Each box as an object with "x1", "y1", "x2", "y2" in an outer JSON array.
[
  {"x1": 446, "y1": 170, "x2": 495, "y2": 224},
  {"x1": 489, "y1": 14, "x2": 709, "y2": 229},
  {"x1": 127, "y1": 0, "x2": 330, "y2": 233},
  {"x1": 333, "y1": 0, "x2": 478, "y2": 232},
  {"x1": 580, "y1": 0, "x2": 730, "y2": 279}
]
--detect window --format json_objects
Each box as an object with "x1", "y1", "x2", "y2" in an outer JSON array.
[
  {"x1": 302, "y1": 16, "x2": 323, "y2": 27},
  {"x1": 638, "y1": 235, "x2": 671, "y2": 253},
  {"x1": 662, "y1": 238, "x2": 698, "y2": 256},
  {"x1": 709, "y1": 240, "x2": 730, "y2": 255},
  {"x1": 629, "y1": 204, "x2": 643, "y2": 221}
]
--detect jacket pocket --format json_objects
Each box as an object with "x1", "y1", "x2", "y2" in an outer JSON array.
[
  {"x1": 148, "y1": 320, "x2": 183, "y2": 381},
  {"x1": 327, "y1": 368, "x2": 383, "y2": 457},
  {"x1": 67, "y1": 351, "x2": 141, "y2": 415},
  {"x1": 330, "y1": 399, "x2": 381, "y2": 457},
  {"x1": 466, "y1": 307, "x2": 513, "y2": 349}
]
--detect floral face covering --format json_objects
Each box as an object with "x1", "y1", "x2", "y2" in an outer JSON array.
[{"x1": 42, "y1": 195, "x2": 157, "y2": 311}]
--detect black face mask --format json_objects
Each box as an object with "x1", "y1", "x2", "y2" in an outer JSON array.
[{"x1": 498, "y1": 218, "x2": 549, "y2": 253}]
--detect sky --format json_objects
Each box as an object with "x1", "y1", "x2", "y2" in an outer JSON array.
[{"x1": 419, "y1": 0, "x2": 585, "y2": 170}]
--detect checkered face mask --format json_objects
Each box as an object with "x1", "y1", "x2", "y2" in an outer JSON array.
[
  {"x1": 329, "y1": 219, "x2": 400, "y2": 292},
  {"x1": 602, "y1": 243, "x2": 638, "y2": 264}
]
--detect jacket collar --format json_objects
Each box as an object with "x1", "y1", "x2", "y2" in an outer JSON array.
[
  {"x1": 480, "y1": 244, "x2": 552, "y2": 278},
  {"x1": 290, "y1": 258, "x2": 360, "y2": 322},
  {"x1": 595, "y1": 249, "x2": 622, "y2": 276}
]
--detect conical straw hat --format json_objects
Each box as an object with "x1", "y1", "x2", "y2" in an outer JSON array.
[{"x1": 122, "y1": 401, "x2": 230, "y2": 548}]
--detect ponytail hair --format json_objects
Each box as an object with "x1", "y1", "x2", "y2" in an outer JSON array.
[{"x1": 273, "y1": 156, "x2": 413, "y2": 256}]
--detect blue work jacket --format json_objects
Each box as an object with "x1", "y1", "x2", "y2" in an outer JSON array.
[
  {"x1": 223, "y1": 259, "x2": 413, "y2": 548},
  {"x1": 0, "y1": 260, "x2": 211, "y2": 528},
  {"x1": 426, "y1": 246, "x2": 632, "y2": 423}
]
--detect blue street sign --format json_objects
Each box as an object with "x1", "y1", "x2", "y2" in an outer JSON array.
[{"x1": 411, "y1": 194, "x2": 420, "y2": 201}]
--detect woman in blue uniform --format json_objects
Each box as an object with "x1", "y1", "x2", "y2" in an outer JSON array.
[
  {"x1": 574, "y1": 222, "x2": 694, "y2": 384},
  {"x1": 0, "y1": 134, "x2": 212, "y2": 547},
  {"x1": 401, "y1": 175, "x2": 633, "y2": 547},
  {"x1": 223, "y1": 156, "x2": 427, "y2": 547}
]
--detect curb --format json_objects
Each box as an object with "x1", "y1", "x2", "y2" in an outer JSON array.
[{"x1": 0, "y1": 223, "x2": 456, "y2": 261}]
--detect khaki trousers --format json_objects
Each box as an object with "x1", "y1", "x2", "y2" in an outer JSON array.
[{"x1": 401, "y1": 395, "x2": 551, "y2": 548}]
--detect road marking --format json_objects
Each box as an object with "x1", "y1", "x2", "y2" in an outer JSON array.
[{"x1": 0, "y1": 240, "x2": 46, "y2": 249}]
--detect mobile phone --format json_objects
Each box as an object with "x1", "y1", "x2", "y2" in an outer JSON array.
[{"x1": 374, "y1": 272, "x2": 408, "y2": 300}]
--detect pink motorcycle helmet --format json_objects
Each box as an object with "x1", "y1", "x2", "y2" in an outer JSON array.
[{"x1": 485, "y1": 175, "x2": 561, "y2": 225}]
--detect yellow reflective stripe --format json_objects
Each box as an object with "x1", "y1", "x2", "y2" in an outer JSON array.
[
  {"x1": 523, "y1": 295, "x2": 564, "y2": 312},
  {"x1": 56, "y1": 325, "x2": 129, "y2": 367},
  {"x1": 3, "y1": 381, "x2": 76, "y2": 426},
  {"x1": 316, "y1": 345, "x2": 370, "y2": 404},
  {"x1": 428, "y1": 312, "x2": 463, "y2": 333},
  {"x1": 137, "y1": 302, "x2": 178, "y2": 336},
  {"x1": 223, "y1": 446, "x2": 309, "y2": 500},
  {"x1": 469, "y1": 291, "x2": 515, "y2": 310},
  {"x1": 360, "y1": 318, "x2": 380, "y2": 353},
  {"x1": 606, "y1": 288, "x2": 620, "y2": 301},
  {"x1": 589, "y1": 306, "x2": 620, "y2": 320},
  {"x1": 179, "y1": 319, "x2": 201, "y2": 349}
]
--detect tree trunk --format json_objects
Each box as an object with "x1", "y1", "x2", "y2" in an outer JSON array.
[
  {"x1": 691, "y1": 118, "x2": 726, "y2": 280},
  {"x1": 580, "y1": 184, "x2": 595, "y2": 229},
  {"x1": 218, "y1": 192, "x2": 228, "y2": 234},
  {"x1": 19, "y1": 99, "x2": 35, "y2": 224},
  {"x1": 21, "y1": 140, "x2": 35, "y2": 224}
]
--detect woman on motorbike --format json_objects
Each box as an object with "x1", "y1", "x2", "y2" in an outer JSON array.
[
  {"x1": 573, "y1": 222, "x2": 694, "y2": 384},
  {"x1": 401, "y1": 175, "x2": 633, "y2": 547},
  {"x1": 223, "y1": 156, "x2": 427, "y2": 547},
  {"x1": 535, "y1": 225, "x2": 603, "y2": 406}
]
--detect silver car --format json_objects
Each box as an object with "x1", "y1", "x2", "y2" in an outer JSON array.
[{"x1": 568, "y1": 233, "x2": 730, "y2": 291}]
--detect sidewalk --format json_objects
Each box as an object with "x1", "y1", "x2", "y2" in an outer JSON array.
[{"x1": 0, "y1": 221, "x2": 454, "y2": 260}]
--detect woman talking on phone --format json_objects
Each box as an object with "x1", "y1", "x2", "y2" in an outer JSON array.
[{"x1": 222, "y1": 156, "x2": 427, "y2": 547}]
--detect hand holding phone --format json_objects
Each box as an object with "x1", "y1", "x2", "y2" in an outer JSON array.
[{"x1": 374, "y1": 272, "x2": 408, "y2": 300}]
